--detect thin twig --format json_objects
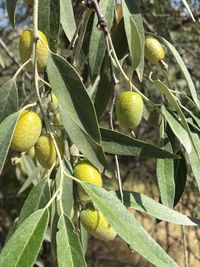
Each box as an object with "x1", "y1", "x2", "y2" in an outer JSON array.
[{"x1": 87, "y1": 0, "x2": 124, "y2": 203}]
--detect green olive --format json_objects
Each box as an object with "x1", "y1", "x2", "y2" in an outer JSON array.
[
  {"x1": 116, "y1": 91, "x2": 144, "y2": 129},
  {"x1": 80, "y1": 207, "x2": 117, "y2": 241},
  {"x1": 145, "y1": 36, "x2": 165, "y2": 65}
]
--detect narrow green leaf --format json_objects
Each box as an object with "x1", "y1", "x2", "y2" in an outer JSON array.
[
  {"x1": 82, "y1": 183, "x2": 178, "y2": 267},
  {"x1": 6, "y1": 0, "x2": 18, "y2": 28},
  {"x1": 122, "y1": 0, "x2": 144, "y2": 81},
  {"x1": 60, "y1": 0, "x2": 76, "y2": 42},
  {"x1": 0, "y1": 53, "x2": 5, "y2": 68},
  {"x1": 119, "y1": 191, "x2": 200, "y2": 226},
  {"x1": 17, "y1": 178, "x2": 50, "y2": 227},
  {"x1": 80, "y1": 223, "x2": 88, "y2": 256},
  {"x1": 181, "y1": 0, "x2": 196, "y2": 21},
  {"x1": 153, "y1": 80, "x2": 198, "y2": 154},
  {"x1": 162, "y1": 108, "x2": 200, "y2": 192},
  {"x1": 38, "y1": 0, "x2": 60, "y2": 52},
  {"x1": 94, "y1": 71, "x2": 112, "y2": 120},
  {"x1": 47, "y1": 54, "x2": 109, "y2": 172},
  {"x1": 0, "y1": 79, "x2": 18, "y2": 123},
  {"x1": 161, "y1": 37, "x2": 199, "y2": 106},
  {"x1": 0, "y1": 209, "x2": 49, "y2": 267},
  {"x1": 157, "y1": 137, "x2": 175, "y2": 208},
  {"x1": 130, "y1": 16, "x2": 141, "y2": 70},
  {"x1": 0, "y1": 112, "x2": 20, "y2": 175},
  {"x1": 89, "y1": 0, "x2": 115, "y2": 80},
  {"x1": 100, "y1": 128, "x2": 179, "y2": 159},
  {"x1": 17, "y1": 167, "x2": 42, "y2": 195},
  {"x1": 187, "y1": 132, "x2": 200, "y2": 191},
  {"x1": 174, "y1": 151, "x2": 187, "y2": 206},
  {"x1": 112, "y1": 19, "x2": 128, "y2": 60},
  {"x1": 162, "y1": 107, "x2": 191, "y2": 152},
  {"x1": 57, "y1": 215, "x2": 87, "y2": 267}
]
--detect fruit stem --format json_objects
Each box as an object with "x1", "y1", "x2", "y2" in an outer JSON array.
[{"x1": 13, "y1": 59, "x2": 31, "y2": 80}]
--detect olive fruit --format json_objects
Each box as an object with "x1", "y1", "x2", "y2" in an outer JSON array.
[
  {"x1": 116, "y1": 91, "x2": 144, "y2": 129},
  {"x1": 23, "y1": 0, "x2": 33, "y2": 7},
  {"x1": 80, "y1": 207, "x2": 117, "y2": 241},
  {"x1": 19, "y1": 29, "x2": 49, "y2": 72},
  {"x1": 53, "y1": 112, "x2": 62, "y2": 127},
  {"x1": 35, "y1": 134, "x2": 62, "y2": 169},
  {"x1": 48, "y1": 93, "x2": 58, "y2": 112},
  {"x1": 11, "y1": 110, "x2": 42, "y2": 152},
  {"x1": 27, "y1": 146, "x2": 35, "y2": 159},
  {"x1": 145, "y1": 36, "x2": 165, "y2": 65},
  {"x1": 74, "y1": 160, "x2": 102, "y2": 203}
]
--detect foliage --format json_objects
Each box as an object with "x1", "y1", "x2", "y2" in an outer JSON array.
[{"x1": 0, "y1": 0, "x2": 200, "y2": 266}]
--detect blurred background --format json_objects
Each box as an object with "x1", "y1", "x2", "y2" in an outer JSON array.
[{"x1": 0, "y1": 0, "x2": 200, "y2": 266}]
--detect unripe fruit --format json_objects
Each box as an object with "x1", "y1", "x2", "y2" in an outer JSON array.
[
  {"x1": 145, "y1": 36, "x2": 165, "y2": 65},
  {"x1": 35, "y1": 134, "x2": 62, "y2": 169},
  {"x1": 11, "y1": 110, "x2": 42, "y2": 152},
  {"x1": 53, "y1": 112, "x2": 62, "y2": 126},
  {"x1": 48, "y1": 93, "x2": 58, "y2": 112},
  {"x1": 23, "y1": 0, "x2": 33, "y2": 7},
  {"x1": 74, "y1": 160, "x2": 102, "y2": 203},
  {"x1": 116, "y1": 91, "x2": 144, "y2": 129},
  {"x1": 27, "y1": 146, "x2": 36, "y2": 160},
  {"x1": 19, "y1": 29, "x2": 49, "y2": 72},
  {"x1": 80, "y1": 207, "x2": 117, "y2": 241}
]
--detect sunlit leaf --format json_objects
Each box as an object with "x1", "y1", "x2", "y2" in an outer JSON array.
[
  {"x1": 82, "y1": 183, "x2": 178, "y2": 267},
  {"x1": 57, "y1": 215, "x2": 86, "y2": 267},
  {"x1": 0, "y1": 209, "x2": 49, "y2": 267}
]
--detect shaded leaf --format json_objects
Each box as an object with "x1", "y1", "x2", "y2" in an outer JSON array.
[
  {"x1": 38, "y1": 0, "x2": 60, "y2": 52},
  {"x1": 6, "y1": 0, "x2": 18, "y2": 28},
  {"x1": 57, "y1": 215, "x2": 86, "y2": 267},
  {"x1": 174, "y1": 151, "x2": 187, "y2": 206},
  {"x1": 112, "y1": 19, "x2": 128, "y2": 60},
  {"x1": 100, "y1": 128, "x2": 179, "y2": 159},
  {"x1": 0, "y1": 209, "x2": 49, "y2": 267},
  {"x1": 94, "y1": 70, "x2": 112, "y2": 120},
  {"x1": 0, "y1": 79, "x2": 18, "y2": 123},
  {"x1": 82, "y1": 183, "x2": 178, "y2": 267}
]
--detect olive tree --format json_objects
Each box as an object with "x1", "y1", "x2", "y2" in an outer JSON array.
[{"x1": 0, "y1": 0, "x2": 199, "y2": 266}]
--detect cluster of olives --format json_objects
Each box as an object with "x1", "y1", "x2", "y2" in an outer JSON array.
[
  {"x1": 11, "y1": 109, "x2": 117, "y2": 240},
  {"x1": 16, "y1": 0, "x2": 165, "y2": 242}
]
